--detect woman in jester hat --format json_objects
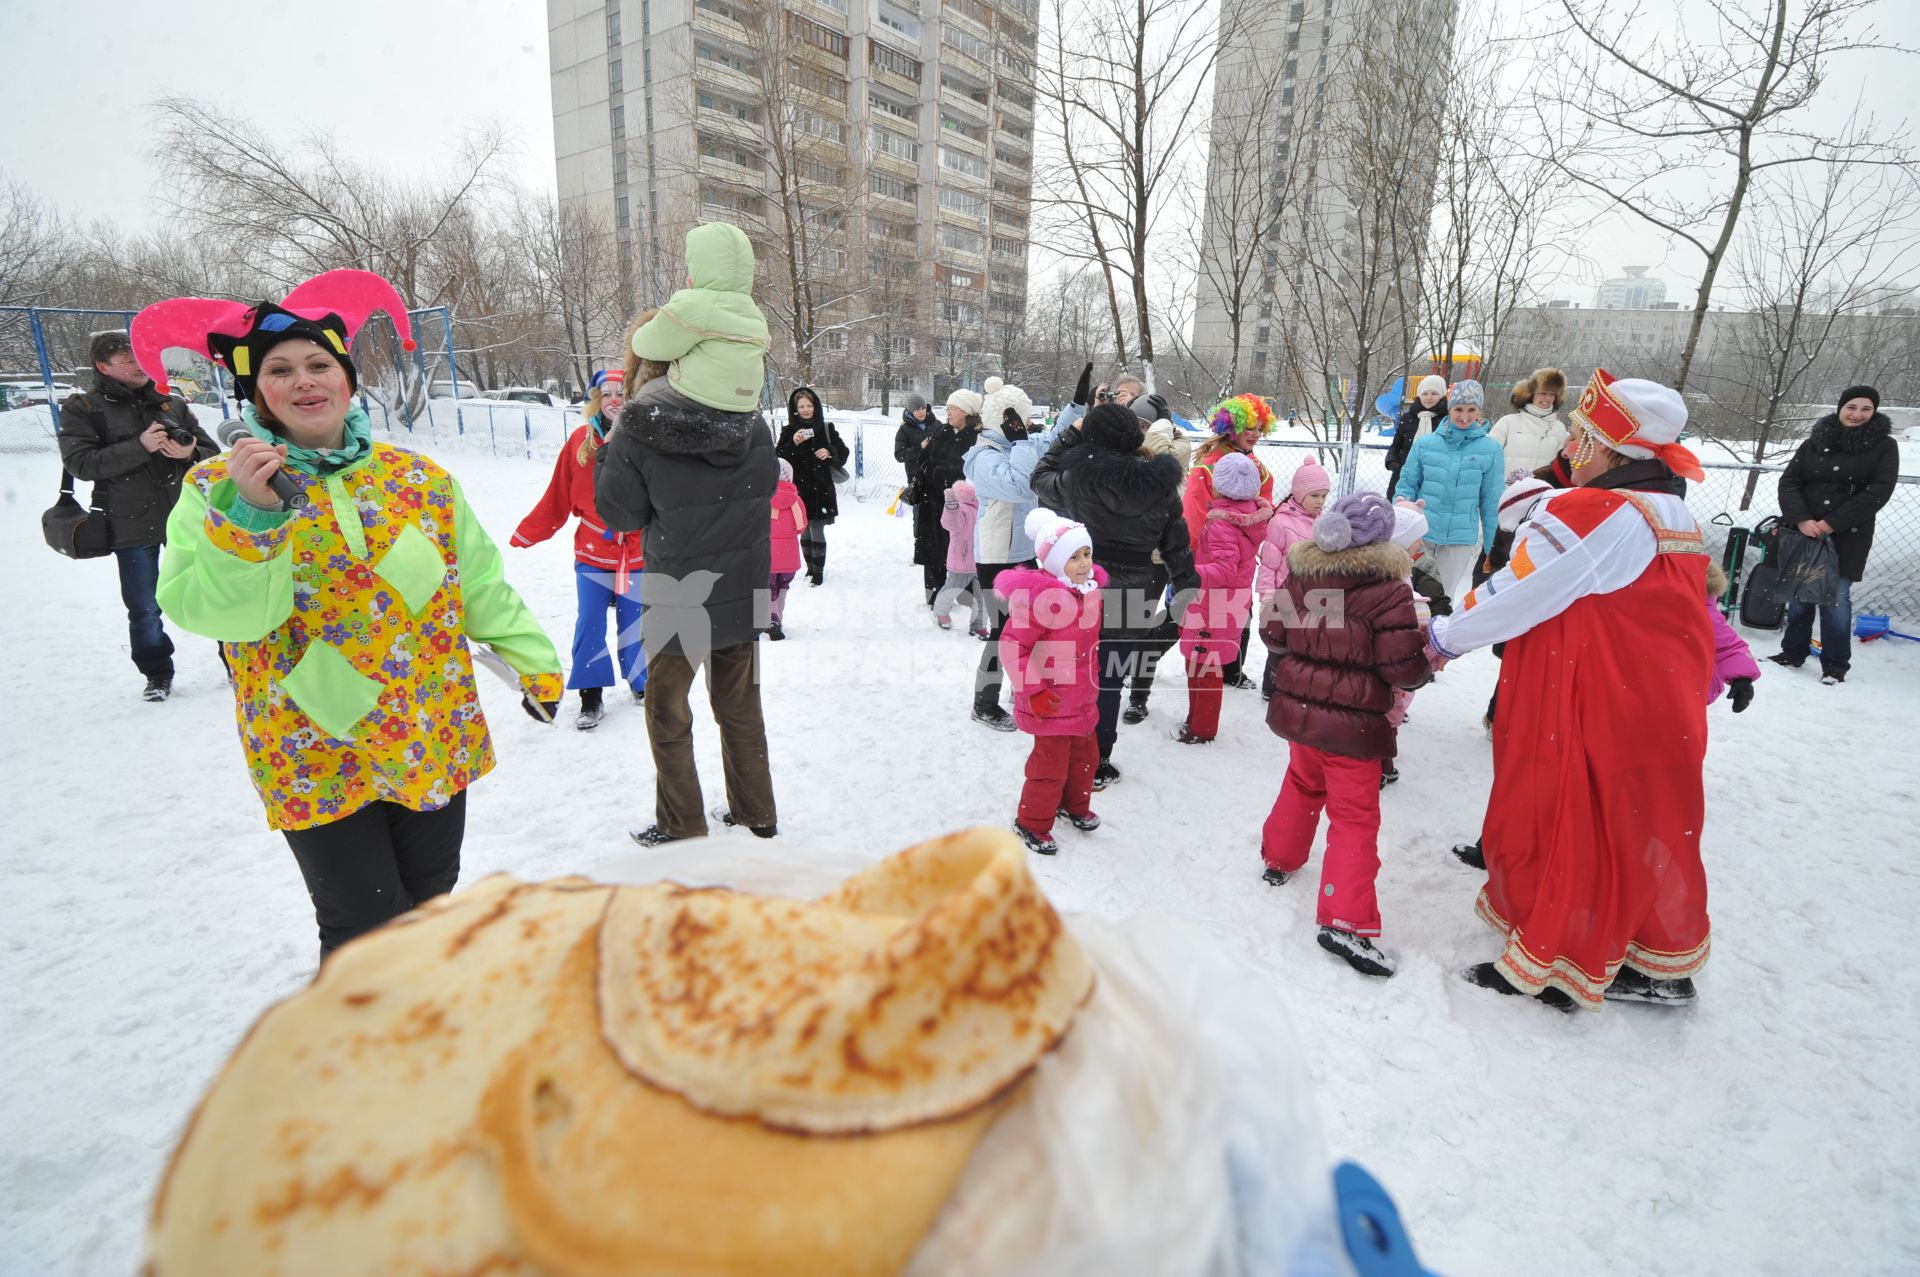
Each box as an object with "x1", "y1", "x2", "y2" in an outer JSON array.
[{"x1": 141, "y1": 270, "x2": 563, "y2": 960}]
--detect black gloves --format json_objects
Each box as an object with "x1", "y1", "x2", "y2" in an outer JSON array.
[
  {"x1": 522, "y1": 693, "x2": 561, "y2": 724},
  {"x1": 1727, "y1": 677, "x2": 1754, "y2": 713},
  {"x1": 1072, "y1": 361, "x2": 1093, "y2": 408}
]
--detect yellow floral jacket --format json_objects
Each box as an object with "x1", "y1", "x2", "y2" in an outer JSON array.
[{"x1": 158, "y1": 443, "x2": 563, "y2": 831}]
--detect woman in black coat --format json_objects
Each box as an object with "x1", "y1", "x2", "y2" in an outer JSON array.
[
  {"x1": 776, "y1": 385, "x2": 851, "y2": 585},
  {"x1": 1769, "y1": 385, "x2": 1901, "y2": 684},
  {"x1": 894, "y1": 395, "x2": 944, "y2": 598}
]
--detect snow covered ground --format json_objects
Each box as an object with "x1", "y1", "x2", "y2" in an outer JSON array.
[{"x1": 2, "y1": 445, "x2": 1917, "y2": 1275}]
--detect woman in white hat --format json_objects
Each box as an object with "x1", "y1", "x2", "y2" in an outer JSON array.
[{"x1": 1426, "y1": 370, "x2": 1715, "y2": 1012}]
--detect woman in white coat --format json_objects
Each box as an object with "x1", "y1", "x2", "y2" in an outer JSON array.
[{"x1": 1489, "y1": 368, "x2": 1569, "y2": 477}]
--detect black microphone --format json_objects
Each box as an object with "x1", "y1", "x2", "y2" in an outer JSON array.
[{"x1": 216, "y1": 420, "x2": 308, "y2": 509}]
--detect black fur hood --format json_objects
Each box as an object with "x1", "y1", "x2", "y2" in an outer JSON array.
[
  {"x1": 616, "y1": 398, "x2": 763, "y2": 465},
  {"x1": 1812, "y1": 410, "x2": 1892, "y2": 454},
  {"x1": 1067, "y1": 443, "x2": 1184, "y2": 515}
]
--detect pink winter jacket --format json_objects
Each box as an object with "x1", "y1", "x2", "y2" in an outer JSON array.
[
  {"x1": 1179, "y1": 497, "x2": 1273, "y2": 666},
  {"x1": 1706, "y1": 597, "x2": 1760, "y2": 703},
  {"x1": 770, "y1": 481, "x2": 808, "y2": 575},
  {"x1": 1254, "y1": 498, "x2": 1319, "y2": 597},
  {"x1": 940, "y1": 480, "x2": 980, "y2": 574},
  {"x1": 996, "y1": 564, "x2": 1109, "y2": 736}
]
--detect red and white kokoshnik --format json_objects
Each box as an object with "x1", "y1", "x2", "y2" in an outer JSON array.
[{"x1": 1430, "y1": 481, "x2": 1715, "y2": 1010}]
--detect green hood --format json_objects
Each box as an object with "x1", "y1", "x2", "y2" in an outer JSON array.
[{"x1": 686, "y1": 222, "x2": 756, "y2": 292}]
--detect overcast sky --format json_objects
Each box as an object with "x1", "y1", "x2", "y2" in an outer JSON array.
[{"x1": 1, "y1": 0, "x2": 1915, "y2": 306}]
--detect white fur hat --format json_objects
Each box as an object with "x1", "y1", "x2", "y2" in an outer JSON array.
[
  {"x1": 946, "y1": 386, "x2": 983, "y2": 418},
  {"x1": 978, "y1": 375, "x2": 1034, "y2": 434},
  {"x1": 1024, "y1": 507, "x2": 1092, "y2": 581},
  {"x1": 1389, "y1": 501, "x2": 1428, "y2": 549}
]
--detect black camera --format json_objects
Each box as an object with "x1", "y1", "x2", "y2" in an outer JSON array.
[{"x1": 160, "y1": 421, "x2": 196, "y2": 447}]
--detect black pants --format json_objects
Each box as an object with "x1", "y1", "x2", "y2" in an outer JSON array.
[
  {"x1": 973, "y1": 560, "x2": 1029, "y2": 709},
  {"x1": 1124, "y1": 565, "x2": 1175, "y2": 708},
  {"x1": 801, "y1": 522, "x2": 828, "y2": 583},
  {"x1": 283, "y1": 792, "x2": 467, "y2": 960},
  {"x1": 923, "y1": 560, "x2": 945, "y2": 605},
  {"x1": 1095, "y1": 628, "x2": 1171, "y2": 758},
  {"x1": 1222, "y1": 620, "x2": 1253, "y2": 684}
]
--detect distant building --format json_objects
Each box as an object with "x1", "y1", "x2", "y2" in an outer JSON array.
[{"x1": 1595, "y1": 266, "x2": 1667, "y2": 311}]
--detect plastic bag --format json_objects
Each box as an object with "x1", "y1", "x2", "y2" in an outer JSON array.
[
  {"x1": 624, "y1": 841, "x2": 1355, "y2": 1277},
  {"x1": 1776, "y1": 530, "x2": 1839, "y2": 607}
]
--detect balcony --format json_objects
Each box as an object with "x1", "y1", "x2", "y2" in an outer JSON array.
[
  {"x1": 699, "y1": 153, "x2": 766, "y2": 189},
  {"x1": 993, "y1": 129, "x2": 1030, "y2": 165},
  {"x1": 692, "y1": 3, "x2": 751, "y2": 44},
  {"x1": 871, "y1": 147, "x2": 920, "y2": 181},
  {"x1": 940, "y1": 81, "x2": 991, "y2": 122},
  {"x1": 694, "y1": 60, "x2": 761, "y2": 100}
]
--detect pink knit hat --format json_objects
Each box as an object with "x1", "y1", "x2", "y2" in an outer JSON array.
[
  {"x1": 1291, "y1": 457, "x2": 1331, "y2": 503},
  {"x1": 1024, "y1": 507, "x2": 1092, "y2": 581}
]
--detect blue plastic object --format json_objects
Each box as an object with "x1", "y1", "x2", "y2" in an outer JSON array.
[
  {"x1": 1855, "y1": 613, "x2": 1920, "y2": 643},
  {"x1": 1374, "y1": 376, "x2": 1406, "y2": 419},
  {"x1": 1335, "y1": 1161, "x2": 1440, "y2": 1277}
]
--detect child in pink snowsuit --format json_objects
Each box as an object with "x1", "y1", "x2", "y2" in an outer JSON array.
[
  {"x1": 1178, "y1": 451, "x2": 1273, "y2": 742},
  {"x1": 998, "y1": 508, "x2": 1108, "y2": 856},
  {"x1": 935, "y1": 480, "x2": 989, "y2": 635},
  {"x1": 1706, "y1": 561, "x2": 1760, "y2": 710},
  {"x1": 1256, "y1": 457, "x2": 1332, "y2": 698},
  {"x1": 767, "y1": 458, "x2": 808, "y2": 639}
]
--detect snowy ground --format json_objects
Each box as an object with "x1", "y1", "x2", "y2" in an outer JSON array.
[{"x1": 2, "y1": 446, "x2": 1918, "y2": 1276}]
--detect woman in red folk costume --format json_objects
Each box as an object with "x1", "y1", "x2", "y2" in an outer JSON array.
[
  {"x1": 1427, "y1": 370, "x2": 1715, "y2": 1012},
  {"x1": 512, "y1": 368, "x2": 647, "y2": 729}
]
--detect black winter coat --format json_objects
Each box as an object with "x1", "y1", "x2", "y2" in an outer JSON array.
[
  {"x1": 1778, "y1": 413, "x2": 1899, "y2": 582},
  {"x1": 595, "y1": 395, "x2": 776, "y2": 657},
  {"x1": 1029, "y1": 430, "x2": 1198, "y2": 635},
  {"x1": 56, "y1": 374, "x2": 218, "y2": 548},
  {"x1": 909, "y1": 420, "x2": 980, "y2": 567},
  {"x1": 776, "y1": 386, "x2": 851, "y2": 524},
  {"x1": 1384, "y1": 398, "x2": 1448, "y2": 486}
]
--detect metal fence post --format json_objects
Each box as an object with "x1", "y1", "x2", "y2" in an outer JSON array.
[
  {"x1": 28, "y1": 309, "x2": 59, "y2": 432},
  {"x1": 439, "y1": 308, "x2": 465, "y2": 437},
  {"x1": 524, "y1": 410, "x2": 533, "y2": 460},
  {"x1": 855, "y1": 424, "x2": 864, "y2": 478}
]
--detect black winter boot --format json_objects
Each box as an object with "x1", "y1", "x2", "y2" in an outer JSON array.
[
  {"x1": 1461, "y1": 962, "x2": 1577, "y2": 1012},
  {"x1": 1603, "y1": 967, "x2": 1698, "y2": 1007},
  {"x1": 1451, "y1": 839, "x2": 1485, "y2": 870}
]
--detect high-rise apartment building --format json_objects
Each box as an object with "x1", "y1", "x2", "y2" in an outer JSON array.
[
  {"x1": 548, "y1": 0, "x2": 1038, "y2": 405},
  {"x1": 1595, "y1": 266, "x2": 1667, "y2": 311},
  {"x1": 1191, "y1": 0, "x2": 1456, "y2": 406}
]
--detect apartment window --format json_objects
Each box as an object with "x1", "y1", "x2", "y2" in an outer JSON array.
[
  {"x1": 870, "y1": 126, "x2": 920, "y2": 162},
  {"x1": 891, "y1": 334, "x2": 914, "y2": 355},
  {"x1": 870, "y1": 88, "x2": 917, "y2": 122},
  {"x1": 871, "y1": 218, "x2": 918, "y2": 245},
  {"x1": 696, "y1": 42, "x2": 756, "y2": 74},
  {"x1": 997, "y1": 117, "x2": 1032, "y2": 142},
  {"x1": 609, "y1": 57, "x2": 624, "y2": 90},
  {"x1": 947, "y1": 0, "x2": 992, "y2": 25},
  {"x1": 1286, "y1": 30, "x2": 1298, "y2": 52},
  {"x1": 607, "y1": 8, "x2": 622, "y2": 41},
  {"x1": 795, "y1": 108, "x2": 847, "y2": 144},
  {"x1": 944, "y1": 72, "x2": 990, "y2": 106},
  {"x1": 940, "y1": 145, "x2": 986, "y2": 178},
  {"x1": 698, "y1": 91, "x2": 754, "y2": 121},
  {"x1": 610, "y1": 103, "x2": 626, "y2": 134},
  {"x1": 875, "y1": 1, "x2": 921, "y2": 40},
  {"x1": 940, "y1": 303, "x2": 980, "y2": 324},
  {"x1": 701, "y1": 184, "x2": 762, "y2": 212},
  {"x1": 939, "y1": 187, "x2": 986, "y2": 219},
  {"x1": 1284, "y1": 58, "x2": 1297, "y2": 80},
  {"x1": 821, "y1": 330, "x2": 850, "y2": 352},
  {"x1": 992, "y1": 175, "x2": 1028, "y2": 198},
  {"x1": 937, "y1": 265, "x2": 981, "y2": 289},
  {"x1": 937, "y1": 338, "x2": 970, "y2": 360},
  {"x1": 793, "y1": 65, "x2": 849, "y2": 102},
  {"x1": 790, "y1": 13, "x2": 849, "y2": 57},
  {"x1": 699, "y1": 134, "x2": 762, "y2": 168},
  {"x1": 818, "y1": 0, "x2": 848, "y2": 11},
  {"x1": 869, "y1": 39, "x2": 922, "y2": 80},
  {"x1": 870, "y1": 172, "x2": 918, "y2": 201},
  {"x1": 797, "y1": 156, "x2": 844, "y2": 184},
  {"x1": 996, "y1": 47, "x2": 1033, "y2": 78},
  {"x1": 939, "y1": 225, "x2": 982, "y2": 253},
  {"x1": 1281, "y1": 86, "x2": 1294, "y2": 106},
  {"x1": 613, "y1": 151, "x2": 628, "y2": 182},
  {"x1": 942, "y1": 26, "x2": 991, "y2": 61},
  {"x1": 997, "y1": 81, "x2": 1034, "y2": 110},
  {"x1": 616, "y1": 194, "x2": 630, "y2": 227},
  {"x1": 941, "y1": 113, "x2": 987, "y2": 143},
  {"x1": 695, "y1": 0, "x2": 750, "y2": 20},
  {"x1": 1254, "y1": 351, "x2": 1267, "y2": 372},
  {"x1": 991, "y1": 234, "x2": 1023, "y2": 257}
]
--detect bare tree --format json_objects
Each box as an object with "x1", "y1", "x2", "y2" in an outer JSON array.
[
  {"x1": 1035, "y1": 0, "x2": 1229, "y2": 389},
  {"x1": 1537, "y1": 0, "x2": 1913, "y2": 391},
  {"x1": 1691, "y1": 156, "x2": 1920, "y2": 506},
  {"x1": 514, "y1": 193, "x2": 627, "y2": 393}
]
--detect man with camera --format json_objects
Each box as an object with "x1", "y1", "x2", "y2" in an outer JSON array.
[{"x1": 56, "y1": 330, "x2": 218, "y2": 701}]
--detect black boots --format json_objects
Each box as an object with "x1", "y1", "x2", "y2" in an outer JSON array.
[
  {"x1": 802, "y1": 537, "x2": 826, "y2": 586},
  {"x1": 577, "y1": 687, "x2": 604, "y2": 731}
]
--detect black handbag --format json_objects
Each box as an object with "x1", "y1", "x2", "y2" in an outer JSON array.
[{"x1": 43, "y1": 468, "x2": 113, "y2": 559}]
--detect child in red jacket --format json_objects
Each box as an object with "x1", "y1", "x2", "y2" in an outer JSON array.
[
  {"x1": 997, "y1": 508, "x2": 1108, "y2": 856},
  {"x1": 767, "y1": 457, "x2": 808, "y2": 640},
  {"x1": 511, "y1": 368, "x2": 645, "y2": 729},
  {"x1": 1261, "y1": 492, "x2": 1432, "y2": 978},
  {"x1": 1177, "y1": 451, "x2": 1273, "y2": 743}
]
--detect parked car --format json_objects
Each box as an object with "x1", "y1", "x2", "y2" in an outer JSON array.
[
  {"x1": 2, "y1": 380, "x2": 79, "y2": 408},
  {"x1": 485, "y1": 386, "x2": 558, "y2": 407},
  {"x1": 426, "y1": 379, "x2": 489, "y2": 400}
]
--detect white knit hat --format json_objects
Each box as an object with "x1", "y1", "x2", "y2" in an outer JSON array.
[
  {"x1": 945, "y1": 386, "x2": 983, "y2": 418},
  {"x1": 978, "y1": 375, "x2": 1034, "y2": 434},
  {"x1": 1389, "y1": 501, "x2": 1429, "y2": 549},
  {"x1": 1497, "y1": 470, "x2": 1556, "y2": 532},
  {"x1": 1025, "y1": 507, "x2": 1092, "y2": 582},
  {"x1": 1416, "y1": 374, "x2": 1448, "y2": 398}
]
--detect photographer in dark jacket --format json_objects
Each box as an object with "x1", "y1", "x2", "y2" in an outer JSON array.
[
  {"x1": 55, "y1": 330, "x2": 218, "y2": 701},
  {"x1": 595, "y1": 354, "x2": 779, "y2": 846},
  {"x1": 1769, "y1": 385, "x2": 1900, "y2": 685},
  {"x1": 1030, "y1": 403, "x2": 1199, "y2": 789}
]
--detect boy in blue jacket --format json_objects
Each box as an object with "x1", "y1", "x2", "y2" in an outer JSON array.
[{"x1": 1392, "y1": 379, "x2": 1503, "y2": 598}]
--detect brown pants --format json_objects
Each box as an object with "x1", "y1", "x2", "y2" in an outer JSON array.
[{"x1": 645, "y1": 641, "x2": 776, "y2": 836}]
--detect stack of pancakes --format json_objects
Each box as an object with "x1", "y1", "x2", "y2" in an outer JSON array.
[{"x1": 145, "y1": 829, "x2": 1094, "y2": 1276}]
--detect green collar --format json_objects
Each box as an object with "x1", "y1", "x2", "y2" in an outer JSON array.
[{"x1": 241, "y1": 403, "x2": 375, "y2": 475}]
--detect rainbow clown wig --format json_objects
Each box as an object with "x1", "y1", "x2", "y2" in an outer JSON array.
[
  {"x1": 1206, "y1": 393, "x2": 1277, "y2": 438},
  {"x1": 129, "y1": 269, "x2": 416, "y2": 403}
]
